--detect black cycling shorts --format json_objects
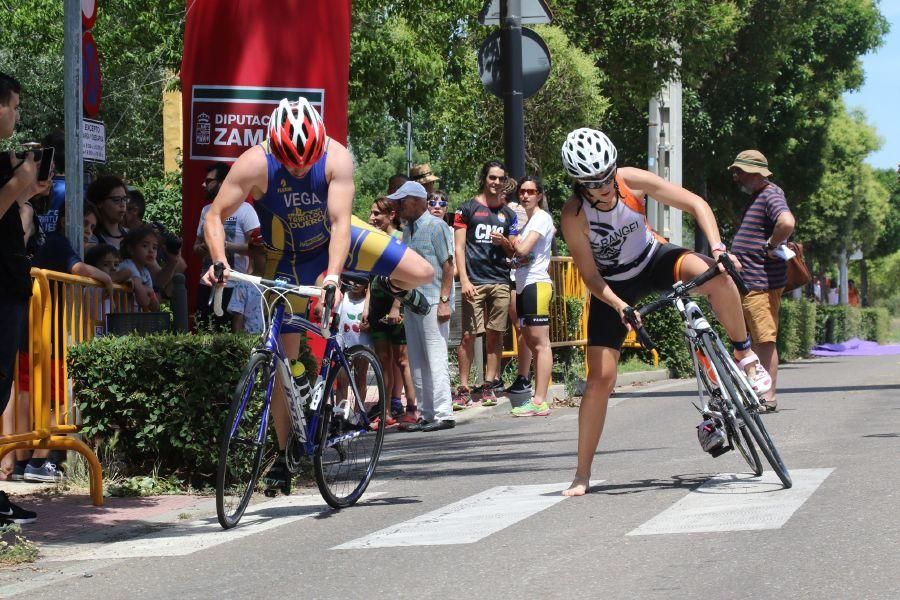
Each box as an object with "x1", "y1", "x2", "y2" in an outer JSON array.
[
  {"x1": 587, "y1": 243, "x2": 692, "y2": 349},
  {"x1": 516, "y1": 281, "x2": 553, "y2": 326}
]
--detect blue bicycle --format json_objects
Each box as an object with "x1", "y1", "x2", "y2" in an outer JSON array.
[{"x1": 211, "y1": 264, "x2": 387, "y2": 529}]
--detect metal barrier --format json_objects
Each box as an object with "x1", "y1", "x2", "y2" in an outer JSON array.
[{"x1": 0, "y1": 269, "x2": 134, "y2": 506}]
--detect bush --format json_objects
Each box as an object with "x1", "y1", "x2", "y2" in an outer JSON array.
[
  {"x1": 859, "y1": 307, "x2": 890, "y2": 343},
  {"x1": 776, "y1": 299, "x2": 800, "y2": 361},
  {"x1": 796, "y1": 298, "x2": 817, "y2": 356},
  {"x1": 68, "y1": 332, "x2": 316, "y2": 485}
]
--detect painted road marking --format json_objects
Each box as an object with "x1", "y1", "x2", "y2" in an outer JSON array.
[
  {"x1": 334, "y1": 481, "x2": 602, "y2": 549},
  {"x1": 627, "y1": 468, "x2": 833, "y2": 536},
  {"x1": 43, "y1": 493, "x2": 381, "y2": 561}
]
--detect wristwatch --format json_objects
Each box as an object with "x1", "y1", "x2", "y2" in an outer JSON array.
[
  {"x1": 439, "y1": 295, "x2": 450, "y2": 303},
  {"x1": 765, "y1": 240, "x2": 777, "y2": 251},
  {"x1": 711, "y1": 242, "x2": 727, "y2": 254}
]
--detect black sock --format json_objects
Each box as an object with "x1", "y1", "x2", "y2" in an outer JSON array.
[
  {"x1": 15, "y1": 460, "x2": 28, "y2": 469},
  {"x1": 27, "y1": 458, "x2": 44, "y2": 468}
]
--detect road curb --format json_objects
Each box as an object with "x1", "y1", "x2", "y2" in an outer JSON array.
[{"x1": 452, "y1": 368, "x2": 675, "y2": 425}]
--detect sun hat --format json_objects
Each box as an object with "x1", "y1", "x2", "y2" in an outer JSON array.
[
  {"x1": 729, "y1": 150, "x2": 772, "y2": 177},
  {"x1": 410, "y1": 163, "x2": 440, "y2": 185}
]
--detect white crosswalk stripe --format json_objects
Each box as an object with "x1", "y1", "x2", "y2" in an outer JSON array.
[
  {"x1": 627, "y1": 468, "x2": 834, "y2": 536},
  {"x1": 333, "y1": 481, "x2": 601, "y2": 549}
]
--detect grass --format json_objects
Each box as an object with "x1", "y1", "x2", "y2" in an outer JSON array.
[
  {"x1": 0, "y1": 525, "x2": 39, "y2": 566},
  {"x1": 617, "y1": 354, "x2": 662, "y2": 374}
]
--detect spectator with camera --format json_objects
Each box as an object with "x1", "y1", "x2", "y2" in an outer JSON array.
[
  {"x1": 0, "y1": 72, "x2": 41, "y2": 523},
  {"x1": 194, "y1": 162, "x2": 261, "y2": 329}
]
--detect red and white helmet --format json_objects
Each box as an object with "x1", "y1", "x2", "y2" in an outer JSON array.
[{"x1": 267, "y1": 97, "x2": 327, "y2": 170}]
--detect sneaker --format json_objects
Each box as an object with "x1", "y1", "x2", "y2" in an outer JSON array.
[
  {"x1": 511, "y1": 400, "x2": 550, "y2": 417},
  {"x1": 24, "y1": 461, "x2": 62, "y2": 483},
  {"x1": 0, "y1": 491, "x2": 36, "y2": 525},
  {"x1": 452, "y1": 386, "x2": 472, "y2": 411},
  {"x1": 9, "y1": 462, "x2": 25, "y2": 482},
  {"x1": 398, "y1": 417, "x2": 426, "y2": 432},
  {"x1": 697, "y1": 416, "x2": 727, "y2": 455},
  {"x1": 480, "y1": 385, "x2": 498, "y2": 407},
  {"x1": 737, "y1": 353, "x2": 773, "y2": 395},
  {"x1": 390, "y1": 398, "x2": 405, "y2": 418},
  {"x1": 505, "y1": 375, "x2": 533, "y2": 395},
  {"x1": 264, "y1": 457, "x2": 289, "y2": 489}
]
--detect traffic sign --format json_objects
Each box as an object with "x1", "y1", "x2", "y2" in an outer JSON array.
[
  {"x1": 82, "y1": 31, "x2": 102, "y2": 117},
  {"x1": 82, "y1": 0, "x2": 97, "y2": 29},
  {"x1": 478, "y1": 27, "x2": 552, "y2": 99},
  {"x1": 478, "y1": 0, "x2": 552, "y2": 25},
  {"x1": 82, "y1": 118, "x2": 106, "y2": 163}
]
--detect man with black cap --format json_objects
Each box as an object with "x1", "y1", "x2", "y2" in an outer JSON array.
[{"x1": 730, "y1": 150, "x2": 796, "y2": 412}]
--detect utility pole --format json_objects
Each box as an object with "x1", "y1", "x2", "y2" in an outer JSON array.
[
  {"x1": 64, "y1": 0, "x2": 84, "y2": 256},
  {"x1": 647, "y1": 67, "x2": 683, "y2": 247},
  {"x1": 501, "y1": 0, "x2": 525, "y2": 180}
]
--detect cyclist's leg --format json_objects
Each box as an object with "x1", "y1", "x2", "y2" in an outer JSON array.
[
  {"x1": 523, "y1": 283, "x2": 553, "y2": 406},
  {"x1": 344, "y1": 217, "x2": 432, "y2": 290},
  {"x1": 564, "y1": 296, "x2": 626, "y2": 496}
]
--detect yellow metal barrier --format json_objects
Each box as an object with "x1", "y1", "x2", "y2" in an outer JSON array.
[
  {"x1": 621, "y1": 330, "x2": 660, "y2": 367},
  {"x1": 0, "y1": 269, "x2": 134, "y2": 506}
]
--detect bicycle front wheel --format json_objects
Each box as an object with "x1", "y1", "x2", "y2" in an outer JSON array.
[
  {"x1": 216, "y1": 351, "x2": 279, "y2": 529},
  {"x1": 708, "y1": 341, "x2": 792, "y2": 488},
  {"x1": 313, "y1": 345, "x2": 386, "y2": 509}
]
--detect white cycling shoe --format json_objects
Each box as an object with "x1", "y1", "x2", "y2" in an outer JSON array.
[{"x1": 737, "y1": 353, "x2": 773, "y2": 395}]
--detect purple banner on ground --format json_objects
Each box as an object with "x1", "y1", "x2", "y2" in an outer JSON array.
[{"x1": 810, "y1": 337, "x2": 900, "y2": 357}]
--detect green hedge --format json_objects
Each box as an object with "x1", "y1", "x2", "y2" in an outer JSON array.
[
  {"x1": 813, "y1": 304, "x2": 890, "y2": 344},
  {"x1": 776, "y1": 298, "x2": 817, "y2": 360},
  {"x1": 68, "y1": 332, "x2": 316, "y2": 485}
]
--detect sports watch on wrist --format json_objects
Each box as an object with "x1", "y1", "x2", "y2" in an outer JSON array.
[{"x1": 439, "y1": 295, "x2": 450, "y2": 303}]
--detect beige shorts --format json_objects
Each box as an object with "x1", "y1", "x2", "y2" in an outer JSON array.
[
  {"x1": 462, "y1": 283, "x2": 511, "y2": 334},
  {"x1": 742, "y1": 289, "x2": 783, "y2": 344}
]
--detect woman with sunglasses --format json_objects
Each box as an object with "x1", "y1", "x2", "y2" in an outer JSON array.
[
  {"x1": 366, "y1": 197, "x2": 418, "y2": 426},
  {"x1": 558, "y1": 128, "x2": 772, "y2": 497},
  {"x1": 496, "y1": 176, "x2": 555, "y2": 416}
]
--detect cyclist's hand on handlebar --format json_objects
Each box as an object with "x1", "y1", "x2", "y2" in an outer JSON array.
[
  {"x1": 202, "y1": 261, "x2": 231, "y2": 287},
  {"x1": 712, "y1": 250, "x2": 742, "y2": 273},
  {"x1": 617, "y1": 302, "x2": 642, "y2": 331}
]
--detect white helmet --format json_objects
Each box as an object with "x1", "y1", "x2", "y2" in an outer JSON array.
[{"x1": 561, "y1": 128, "x2": 617, "y2": 179}]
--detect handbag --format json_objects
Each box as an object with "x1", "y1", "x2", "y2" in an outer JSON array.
[{"x1": 783, "y1": 241, "x2": 811, "y2": 293}]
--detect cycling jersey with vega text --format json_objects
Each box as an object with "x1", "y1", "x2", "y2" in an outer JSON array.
[{"x1": 454, "y1": 198, "x2": 519, "y2": 285}]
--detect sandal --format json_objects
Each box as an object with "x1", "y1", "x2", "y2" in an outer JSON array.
[{"x1": 758, "y1": 398, "x2": 778, "y2": 413}]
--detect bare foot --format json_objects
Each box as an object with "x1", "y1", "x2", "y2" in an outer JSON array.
[{"x1": 562, "y1": 476, "x2": 590, "y2": 497}]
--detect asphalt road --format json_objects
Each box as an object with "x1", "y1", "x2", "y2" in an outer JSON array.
[{"x1": 5, "y1": 354, "x2": 899, "y2": 599}]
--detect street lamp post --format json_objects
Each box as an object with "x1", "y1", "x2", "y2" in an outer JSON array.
[{"x1": 501, "y1": 0, "x2": 525, "y2": 181}]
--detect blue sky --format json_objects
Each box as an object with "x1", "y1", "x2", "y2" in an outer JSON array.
[{"x1": 843, "y1": 2, "x2": 900, "y2": 170}]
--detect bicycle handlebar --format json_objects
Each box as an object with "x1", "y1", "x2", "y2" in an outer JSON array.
[
  {"x1": 210, "y1": 262, "x2": 332, "y2": 335},
  {"x1": 624, "y1": 253, "x2": 749, "y2": 350}
]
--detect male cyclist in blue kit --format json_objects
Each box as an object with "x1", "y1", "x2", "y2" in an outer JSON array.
[{"x1": 203, "y1": 97, "x2": 433, "y2": 487}]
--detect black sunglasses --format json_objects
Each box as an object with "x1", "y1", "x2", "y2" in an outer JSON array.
[
  {"x1": 578, "y1": 167, "x2": 617, "y2": 189},
  {"x1": 428, "y1": 200, "x2": 448, "y2": 207}
]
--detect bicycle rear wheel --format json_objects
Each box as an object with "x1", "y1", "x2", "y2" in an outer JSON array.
[
  {"x1": 708, "y1": 341, "x2": 792, "y2": 488},
  {"x1": 216, "y1": 352, "x2": 279, "y2": 529},
  {"x1": 695, "y1": 341, "x2": 762, "y2": 476},
  {"x1": 313, "y1": 345, "x2": 386, "y2": 509}
]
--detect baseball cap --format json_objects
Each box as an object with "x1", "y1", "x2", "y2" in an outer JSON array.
[
  {"x1": 386, "y1": 181, "x2": 427, "y2": 200},
  {"x1": 729, "y1": 150, "x2": 772, "y2": 177}
]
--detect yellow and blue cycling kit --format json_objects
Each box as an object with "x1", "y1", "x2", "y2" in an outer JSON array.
[{"x1": 254, "y1": 146, "x2": 407, "y2": 326}]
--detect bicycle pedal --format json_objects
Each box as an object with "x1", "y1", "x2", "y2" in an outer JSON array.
[{"x1": 709, "y1": 444, "x2": 732, "y2": 458}]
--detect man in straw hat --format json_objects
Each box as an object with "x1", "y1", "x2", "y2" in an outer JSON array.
[
  {"x1": 410, "y1": 163, "x2": 440, "y2": 195},
  {"x1": 729, "y1": 149, "x2": 796, "y2": 413}
]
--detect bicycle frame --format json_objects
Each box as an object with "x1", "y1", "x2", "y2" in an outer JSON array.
[{"x1": 227, "y1": 279, "x2": 373, "y2": 459}]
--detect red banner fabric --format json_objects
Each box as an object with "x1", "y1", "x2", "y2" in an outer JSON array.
[{"x1": 180, "y1": 0, "x2": 350, "y2": 351}]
